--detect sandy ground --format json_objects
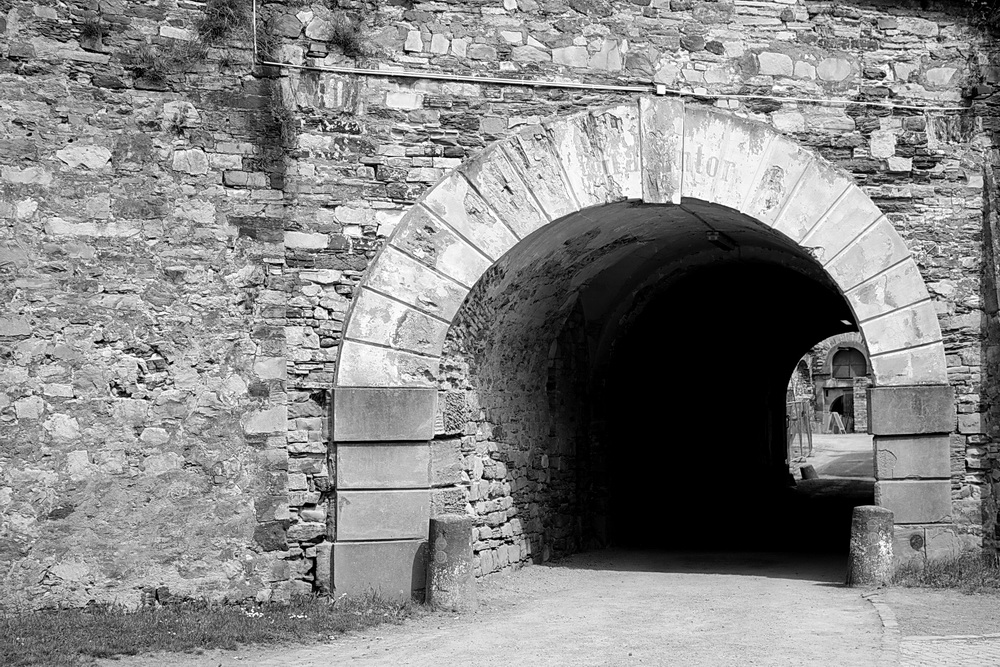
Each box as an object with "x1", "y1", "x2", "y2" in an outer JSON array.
[
  {"x1": 100, "y1": 550, "x2": 883, "y2": 667},
  {"x1": 98, "y1": 435, "x2": 884, "y2": 666}
]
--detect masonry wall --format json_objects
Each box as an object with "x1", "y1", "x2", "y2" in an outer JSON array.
[{"x1": 1, "y1": 0, "x2": 998, "y2": 606}]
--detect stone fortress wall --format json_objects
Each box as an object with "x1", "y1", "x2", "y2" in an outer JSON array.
[{"x1": 0, "y1": 0, "x2": 998, "y2": 607}]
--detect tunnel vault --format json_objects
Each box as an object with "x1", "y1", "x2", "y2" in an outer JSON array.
[{"x1": 328, "y1": 97, "x2": 955, "y2": 597}]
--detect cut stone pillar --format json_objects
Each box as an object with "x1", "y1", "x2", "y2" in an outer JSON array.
[
  {"x1": 426, "y1": 514, "x2": 477, "y2": 612},
  {"x1": 846, "y1": 505, "x2": 894, "y2": 587}
]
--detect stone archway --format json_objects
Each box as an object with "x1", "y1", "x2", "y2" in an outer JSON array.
[{"x1": 329, "y1": 98, "x2": 954, "y2": 597}]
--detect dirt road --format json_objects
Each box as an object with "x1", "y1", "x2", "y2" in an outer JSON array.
[{"x1": 106, "y1": 549, "x2": 884, "y2": 666}]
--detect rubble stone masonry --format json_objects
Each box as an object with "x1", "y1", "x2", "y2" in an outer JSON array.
[{"x1": 0, "y1": 0, "x2": 998, "y2": 606}]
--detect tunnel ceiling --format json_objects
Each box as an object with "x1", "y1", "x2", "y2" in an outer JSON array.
[{"x1": 469, "y1": 199, "x2": 855, "y2": 374}]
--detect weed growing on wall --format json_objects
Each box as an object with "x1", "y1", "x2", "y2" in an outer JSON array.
[
  {"x1": 197, "y1": 0, "x2": 253, "y2": 43},
  {"x1": 330, "y1": 13, "x2": 367, "y2": 58}
]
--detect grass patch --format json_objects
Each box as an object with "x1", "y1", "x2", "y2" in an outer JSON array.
[
  {"x1": 0, "y1": 594, "x2": 410, "y2": 666},
  {"x1": 892, "y1": 552, "x2": 1000, "y2": 594}
]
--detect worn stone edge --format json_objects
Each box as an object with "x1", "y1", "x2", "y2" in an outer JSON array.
[{"x1": 863, "y1": 590, "x2": 901, "y2": 667}]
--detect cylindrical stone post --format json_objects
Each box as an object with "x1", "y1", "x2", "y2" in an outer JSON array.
[
  {"x1": 846, "y1": 505, "x2": 894, "y2": 587},
  {"x1": 426, "y1": 514, "x2": 477, "y2": 612}
]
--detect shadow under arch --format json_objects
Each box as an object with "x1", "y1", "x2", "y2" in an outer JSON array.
[{"x1": 328, "y1": 98, "x2": 955, "y2": 597}]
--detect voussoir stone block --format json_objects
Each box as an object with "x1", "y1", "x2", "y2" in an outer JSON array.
[
  {"x1": 826, "y1": 217, "x2": 910, "y2": 291},
  {"x1": 681, "y1": 107, "x2": 773, "y2": 210},
  {"x1": 846, "y1": 258, "x2": 930, "y2": 322},
  {"x1": 336, "y1": 489, "x2": 430, "y2": 540},
  {"x1": 771, "y1": 158, "x2": 848, "y2": 243},
  {"x1": 333, "y1": 540, "x2": 427, "y2": 600},
  {"x1": 869, "y1": 344, "x2": 949, "y2": 386},
  {"x1": 874, "y1": 435, "x2": 950, "y2": 479},
  {"x1": 331, "y1": 387, "x2": 436, "y2": 442},
  {"x1": 741, "y1": 135, "x2": 813, "y2": 227},
  {"x1": 390, "y1": 205, "x2": 492, "y2": 289},
  {"x1": 546, "y1": 113, "x2": 616, "y2": 209},
  {"x1": 420, "y1": 174, "x2": 519, "y2": 261},
  {"x1": 346, "y1": 288, "x2": 449, "y2": 357},
  {"x1": 502, "y1": 129, "x2": 577, "y2": 221},
  {"x1": 800, "y1": 185, "x2": 883, "y2": 264},
  {"x1": 336, "y1": 442, "x2": 431, "y2": 489},
  {"x1": 868, "y1": 385, "x2": 954, "y2": 435},
  {"x1": 862, "y1": 300, "x2": 942, "y2": 356},
  {"x1": 460, "y1": 145, "x2": 548, "y2": 238},
  {"x1": 364, "y1": 246, "x2": 469, "y2": 322},
  {"x1": 875, "y1": 480, "x2": 952, "y2": 524},
  {"x1": 639, "y1": 97, "x2": 684, "y2": 204},
  {"x1": 337, "y1": 340, "x2": 438, "y2": 388}
]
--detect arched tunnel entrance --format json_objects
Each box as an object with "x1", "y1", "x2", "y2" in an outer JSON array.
[
  {"x1": 439, "y1": 201, "x2": 868, "y2": 569},
  {"x1": 329, "y1": 99, "x2": 953, "y2": 596}
]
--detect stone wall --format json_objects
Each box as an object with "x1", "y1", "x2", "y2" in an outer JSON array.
[{"x1": 1, "y1": 0, "x2": 998, "y2": 606}]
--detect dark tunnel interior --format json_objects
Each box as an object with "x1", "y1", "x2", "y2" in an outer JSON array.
[{"x1": 602, "y1": 260, "x2": 873, "y2": 552}]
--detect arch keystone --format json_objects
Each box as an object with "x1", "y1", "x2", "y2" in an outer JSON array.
[{"x1": 639, "y1": 97, "x2": 684, "y2": 204}]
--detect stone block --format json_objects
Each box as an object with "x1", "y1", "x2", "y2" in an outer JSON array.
[
  {"x1": 892, "y1": 525, "x2": 925, "y2": 566},
  {"x1": 862, "y1": 301, "x2": 943, "y2": 356},
  {"x1": 958, "y1": 412, "x2": 983, "y2": 434},
  {"x1": 742, "y1": 136, "x2": 812, "y2": 227},
  {"x1": 284, "y1": 231, "x2": 328, "y2": 249},
  {"x1": 758, "y1": 52, "x2": 793, "y2": 76},
  {"x1": 420, "y1": 175, "x2": 519, "y2": 261},
  {"x1": 364, "y1": 246, "x2": 468, "y2": 322},
  {"x1": 502, "y1": 129, "x2": 576, "y2": 222},
  {"x1": 681, "y1": 107, "x2": 773, "y2": 211},
  {"x1": 801, "y1": 185, "x2": 883, "y2": 263},
  {"x1": 347, "y1": 288, "x2": 449, "y2": 358},
  {"x1": 431, "y1": 438, "x2": 463, "y2": 486},
  {"x1": 826, "y1": 217, "x2": 909, "y2": 292},
  {"x1": 817, "y1": 57, "x2": 853, "y2": 82},
  {"x1": 545, "y1": 112, "x2": 616, "y2": 208},
  {"x1": 242, "y1": 406, "x2": 288, "y2": 435},
  {"x1": 337, "y1": 340, "x2": 438, "y2": 388},
  {"x1": 924, "y1": 524, "x2": 964, "y2": 559},
  {"x1": 459, "y1": 145, "x2": 548, "y2": 239},
  {"x1": 875, "y1": 480, "x2": 951, "y2": 524},
  {"x1": 638, "y1": 97, "x2": 683, "y2": 204},
  {"x1": 336, "y1": 442, "x2": 430, "y2": 489},
  {"x1": 331, "y1": 387, "x2": 436, "y2": 442},
  {"x1": 870, "y1": 344, "x2": 949, "y2": 387},
  {"x1": 332, "y1": 540, "x2": 426, "y2": 600},
  {"x1": 589, "y1": 105, "x2": 642, "y2": 200},
  {"x1": 390, "y1": 206, "x2": 492, "y2": 289},
  {"x1": 868, "y1": 385, "x2": 954, "y2": 435},
  {"x1": 874, "y1": 435, "x2": 950, "y2": 479},
  {"x1": 772, "y1": 158, "x2": 848, "y2": 243},
  {"x1": 336, "y1": 489, "x2": 430, "y2": 540},
  {"x1": 846, "y1": 258, "x2": 930, "y2": 322}
]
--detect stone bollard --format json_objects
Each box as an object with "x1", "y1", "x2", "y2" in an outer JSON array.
[
  {"x1": 426, "y1": 514, "x2": 477, "y2": 612},
  {"x1": 846, "y1": 505, "x2": 894, "y2": 587},
  {"x1": 800, "y1": 464, "x2": 818, "y2": 480}
]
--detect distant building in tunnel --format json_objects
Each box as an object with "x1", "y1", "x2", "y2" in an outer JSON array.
[{"x1": 791, "y1": 333, "x2": 873, "y2": 434}]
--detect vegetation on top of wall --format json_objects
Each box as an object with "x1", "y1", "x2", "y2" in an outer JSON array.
[{"x1": 197, "y1": 0, "x2": 254, "y2": 44}]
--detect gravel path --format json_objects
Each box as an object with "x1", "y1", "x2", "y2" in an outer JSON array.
[{"x1": 101, "y1": 549, "x2": 883, "y2": 666}]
